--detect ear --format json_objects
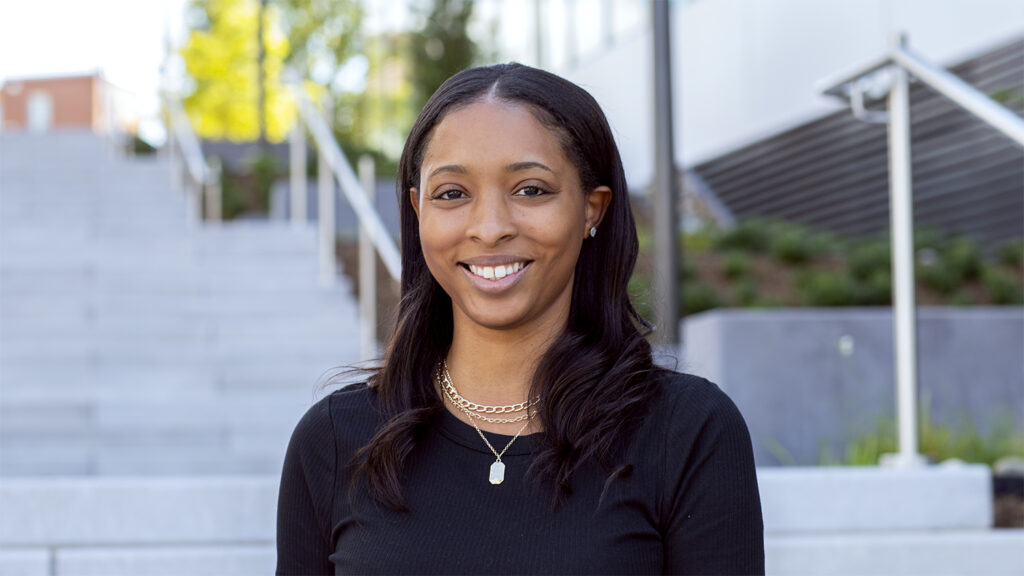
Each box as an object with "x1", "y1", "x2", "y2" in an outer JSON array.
[
  {"x1": 584, "y1": 185, "x2": 612, "y2": 237},
  {"x1": 409, "y1": 187, "x2": 421, "y2": 220}
]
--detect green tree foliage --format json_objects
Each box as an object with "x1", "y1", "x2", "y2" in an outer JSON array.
[
  {"x1": 180, "y1": 0, "x2": 362, "y2": 143},
  {"x1": 180, "y1": 0, "x2": 294, "y2": 142},
  {"x1": 276, "y1": 0, "x2": 363, "y2": 86},
  {"x1": 408, "y1": 0, "x2": 478, "y2": 112}
]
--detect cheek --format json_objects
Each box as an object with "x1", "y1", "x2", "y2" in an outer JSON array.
[{"x1": 417, "y1": 213, "x2": 460, "y2": 278}]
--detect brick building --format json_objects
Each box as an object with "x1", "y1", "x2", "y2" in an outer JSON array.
[{"x1": 0, "y1": 72, "x2": 137, "y2": 135}]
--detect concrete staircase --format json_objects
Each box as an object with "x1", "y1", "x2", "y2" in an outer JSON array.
[{"x1": 0, "y1": 131, "x2": 363, "y2": 477}]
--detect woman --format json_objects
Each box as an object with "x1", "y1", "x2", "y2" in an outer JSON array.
[{"x1": 277, "y1": 63, "x2": 764, "y2": 575}]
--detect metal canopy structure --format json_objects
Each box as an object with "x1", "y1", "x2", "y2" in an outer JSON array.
[{"x1": 818, "y1": 34, "x2": 1024, "y2": 467}]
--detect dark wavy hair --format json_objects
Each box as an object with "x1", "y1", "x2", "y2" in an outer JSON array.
[{"x1": 352, "y1": 63, "x2": 660, "y2": 510}]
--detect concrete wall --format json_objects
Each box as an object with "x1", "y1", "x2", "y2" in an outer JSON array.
[{"x1": 681, "y1": 307, "x2": 1024, "y2": 466}]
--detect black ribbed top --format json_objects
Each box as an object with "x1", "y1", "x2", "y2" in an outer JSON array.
[{"x1": 276, "y1": 372, "x2": 764, "y2": 575}]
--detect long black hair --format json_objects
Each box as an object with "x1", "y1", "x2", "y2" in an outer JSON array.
[{"x1": 352, "y1": 63, "x2": 659, "y2": 510}]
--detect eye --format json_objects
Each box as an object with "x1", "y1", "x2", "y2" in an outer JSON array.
[
  {"x1": 433, "y1": 188, "x2": 467, "y2": 201},
  {"x1": 513, "y1": 185, "x2": 550, "y2": 198}
]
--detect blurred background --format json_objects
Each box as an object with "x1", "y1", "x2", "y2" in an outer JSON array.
[{"x1": 0, "y1": 0, "x2": 1021, "y2": 574}]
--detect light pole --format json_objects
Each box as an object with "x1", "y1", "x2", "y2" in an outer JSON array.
[{"x1": 652, "y1": 0, "x2": 680, "y2": 346}]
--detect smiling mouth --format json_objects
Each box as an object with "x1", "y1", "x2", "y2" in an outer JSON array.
[{"x1": 462, "y1": 261, "x2": 530, "y2": 280}]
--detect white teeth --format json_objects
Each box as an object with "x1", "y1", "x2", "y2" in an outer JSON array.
[{"x1": 467, "y1": 262, "x2": 526, "y2": 280}]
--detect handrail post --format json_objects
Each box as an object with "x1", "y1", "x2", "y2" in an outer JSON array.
[
  {"x1": 290, "y1": 119, "x2": 307, "y2": 226},
  {"x1": 188, "y1": 172, "x2": 202, "y2": 227},
  {"x1": 886, "y1": 34, "x2": 923, "y2": 468},
  {"x1": 206, "y1": 157, "x2": 222, "y2": 221},
  {"x1": 167, "y1": 114, "x2": 183, "y2": 203},
  {"x1": 358, "y1": 155, "x2": 378, "y2": 360},
  {"x1": 318, "y1": 97, "x2": 337, "y2": 285}
]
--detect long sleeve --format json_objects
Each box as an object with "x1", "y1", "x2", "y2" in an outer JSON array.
[
  {"x1": 276, "y1": 393, "x2": 337, "y2": 576},
  {"x1": 661, "y1": 379, "x2": 765, "y2": 575}
]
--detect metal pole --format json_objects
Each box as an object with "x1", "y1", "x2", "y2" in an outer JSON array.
[
  {"x1": 289, "y1": 120, "x2": 307, "y2": 226},
  {"x1": 206, "y1": 157, "x2": 222, "y2": 221},
  {"x1": 358, "y1": 155, "x2": 378, "y2": 360},
  {"x1": 257, "y1": 0, "x2": 267, "y2": 153},
  {"x1": 886, "y1": 34, "x2": 923, "y2": 468},
  {"x1": 566, "y1": 0, "x2": 578, "y2": 68},
  {"x1": 603, "y1": 0, "x2": 615, "y2": 46},
  {"x1": 534, "y1": 0, "x2": 544, "y2": 68},
  {"x1": 652, "y1": 0, "x2": 680, "y2": 345},
  {"x1": 167, "y1": 117, "x2": 182, "y2": 194},
  {"x1": 318, "y1": 97, "x2": 336, "y2": 285}
]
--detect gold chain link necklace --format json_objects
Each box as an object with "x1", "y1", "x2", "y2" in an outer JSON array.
[{"x1": 437, "y1": 361, "x2": 538, "y2": 484}]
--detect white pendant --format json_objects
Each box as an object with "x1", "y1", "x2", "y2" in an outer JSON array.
[{"x1": 489, "y1": 461, "x2": 506, "y2": 485}]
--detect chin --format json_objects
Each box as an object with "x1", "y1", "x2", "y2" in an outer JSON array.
[{"x1": 463, "y1": 311, "x2": 530, "y2": 331}]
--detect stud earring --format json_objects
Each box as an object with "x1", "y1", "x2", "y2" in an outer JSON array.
[{"x1": 589, "y1": 226, "x2": 597, "y2": 238}]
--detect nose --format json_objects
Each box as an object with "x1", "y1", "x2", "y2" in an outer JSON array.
[{"x1": 465, "y1": 190, "x2": 517, "y2": 245}]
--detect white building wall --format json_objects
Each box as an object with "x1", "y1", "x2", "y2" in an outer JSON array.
[{"x1": 555, "y1": 0, "x2": 1024, "y2": 189}]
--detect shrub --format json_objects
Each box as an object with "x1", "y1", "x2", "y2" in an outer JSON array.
[
  {"x1": 919, "y1": 262, "x2": 960, "y2": 295},
  {"x1": 942, "y1": 237, "x2": 982, "y2": 283},
  {"x1": 628, "y1": 273, "x2": 654, "y2": 323},
  {"x1": 949, "y1": 289, "x2": 975, "y2": 306},
  {"x1": 733, "y1": 279, "x2": 759, "y2": 307},
  {"x1": 983, "y1": 268, "x2": 1024, "y2": 305},
  {"x1": 821, "y1": 409, "x2": 1024, "y2": 467},
  {"x1": 797, "y1": 269, "x2": 856, "y2": 306},
  {"x1": 849, "y1": 240, "x2": 891, "y2": 281},
  {"x1": 682, "y1": 227, "x2": 715, "y2": 253},
  {"x1": 714, "y1": 220, "x2": 770, "y2": 253},
  {"x1": 856, "y1": 268, "x2": 892, "y2": 305},
  {"x1": 768, "y1": 223, "x2": 817, "y2": 265},
  {"x1": 682, "y1": 283, "x2": 720, "y2": 315},
  {"x1": 998, "y1": 240, "x2": 1024, "y2": 269},
  {"x1": 722, "y1": 251, "x2": 753, "y2": 280}
]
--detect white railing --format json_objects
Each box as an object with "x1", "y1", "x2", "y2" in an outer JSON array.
[
  {"x1": 818, "y1": 34, "x2": 1024, "y2": 468},
  {"x1": 162, "y1": 92, "x2": 222, "y2": 223},
  {"x1": 289, "y1": 86, "x2": 402, "y2": 360}
]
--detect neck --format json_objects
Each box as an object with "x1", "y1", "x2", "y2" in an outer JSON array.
[{"x1": 445, "y1": 311, "x2": 564, "y2": 409}]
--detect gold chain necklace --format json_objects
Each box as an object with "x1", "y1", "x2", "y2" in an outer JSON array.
[
  {"x1": 441, "y1": 381, "x2": 532, "y2": 424},
  {"x1": 437, "y1": 362, "x2": 537, "y2": 485},
  {"x1": 440, "y1": 360, "x2": 540, "y2": 414}
]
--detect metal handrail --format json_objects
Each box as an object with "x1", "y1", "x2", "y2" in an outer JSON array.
[
  {"x1": 162, "y1": 91, "x2": 222, "y2": 221},
  {"x1": 291, "y1": 88, "x2": 402, "y2": 281},
  {"x1": 289, "y1": 86, "x2": 402, "y2": 359},
  {"x1": 818, "y1": 34, "x2": 1024, "y2": 469},
  {"x1": 818, "y1": 43, "x2": 1024, "y2": 147}
]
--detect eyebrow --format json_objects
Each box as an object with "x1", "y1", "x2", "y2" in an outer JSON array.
[
  {"x1": 426, "y1": 161, "x2": 554, "y2": 180},
  {"x1": 506, "y1": 161, "x2": 553, "y2": 174},
  {"x1": 428, "y1": 164, "x2": 468, "y2": 179}
]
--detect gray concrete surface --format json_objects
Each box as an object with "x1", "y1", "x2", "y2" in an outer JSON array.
[{"x1": 682, "y1": 308, "x2": 1024, "y2": 466}]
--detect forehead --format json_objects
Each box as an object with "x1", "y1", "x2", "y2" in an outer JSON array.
[{"x1": 421, "y1": 99, "x2": 572, "y2": 176}]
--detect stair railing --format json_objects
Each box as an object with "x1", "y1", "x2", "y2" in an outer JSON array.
[
  {"x1": 289, "y1": 85, "x2": 402, "y2": 360},
  {"x1": 817, "y1": 33, "x2": 1024, "y2": 469},
  {"x1": 162, "y1": 91, "x2": 222, "y2": 223}
]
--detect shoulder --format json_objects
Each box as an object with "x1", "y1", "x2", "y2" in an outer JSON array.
[
  {"x1": 287, "y1": 383, "x2": 382, "y2": 463},
  {"x1": 645, "y1": 370, "x2": 752, "y2": 447}
]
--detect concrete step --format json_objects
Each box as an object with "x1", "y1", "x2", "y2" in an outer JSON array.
[
  {"x1": 765, "y1": 530, "x2": 1024, "y2": 576},
  {"x1": 0, "y1": 358, "x2": 359, "y2": 391},
  {"x1": 0, "y1": 477, "x2": 278, "y2": 544},
  {"x1": 54, "y1": 545, "x2": 274, "y2": 576},
  {"x1": 757, "y1": 466, "x2": 993, "y2": 532}
]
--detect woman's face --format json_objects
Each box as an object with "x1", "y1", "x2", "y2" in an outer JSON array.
[{"x1": 411, "y1": 99, "x2": 610, "y2": 333}]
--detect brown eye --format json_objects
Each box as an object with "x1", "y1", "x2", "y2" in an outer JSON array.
[
  {"x1": 435, "y1": 189, "x2": 467, "y2": 201},
  {"x1": 513, "y1": 185, "x2": 549, "y2": 198}
]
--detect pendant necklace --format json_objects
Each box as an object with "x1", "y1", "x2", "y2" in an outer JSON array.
[{"x1": 439, "y1": 361, "x2": 537, "y2": 485}]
